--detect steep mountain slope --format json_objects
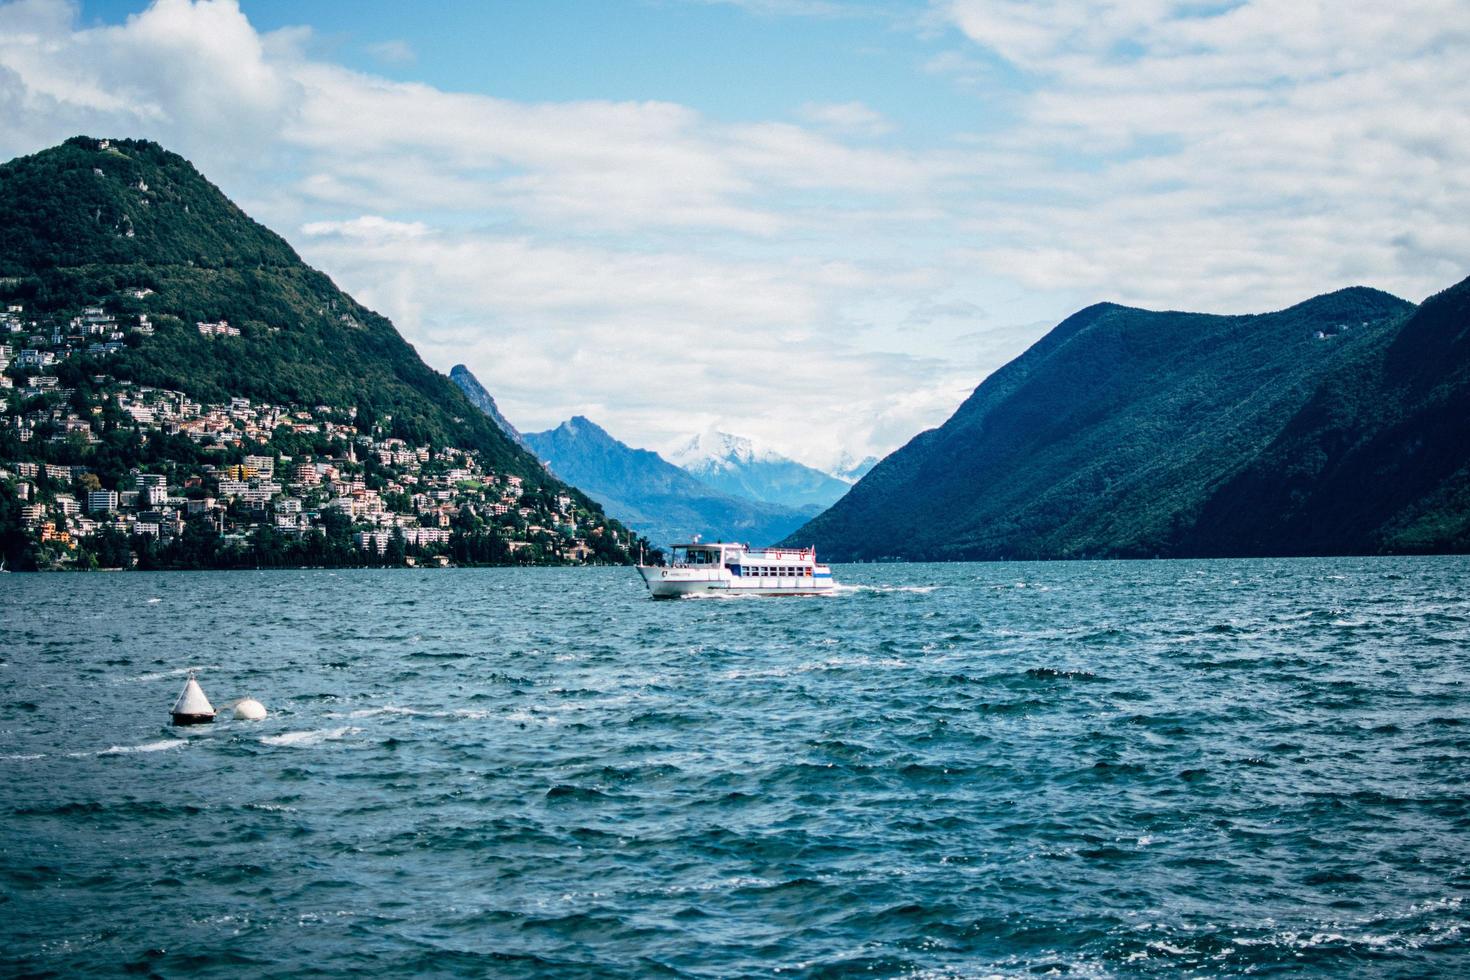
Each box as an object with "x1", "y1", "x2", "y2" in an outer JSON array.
[
  {"x1": 1184, "y1": 276, "x2": 1470, "y2": 555},
  {"x1": 0, "y1": 138, "x2": 526, "y2": 470},
  {"x1": 669, "y1": 429, "x2": 851, "y2": 510},
  {"x1": 449, "y1": 364, "x2": 528, "y2": 450},
  {"x1": 788, "y1": 286, "x2": 1431, "y2": 560},
  {"x1": 525, "y1": 418, "x2": 811, "y2": 547},
  {"x1": 0, "y1": 136, "x2": 633, "y2": 547}
]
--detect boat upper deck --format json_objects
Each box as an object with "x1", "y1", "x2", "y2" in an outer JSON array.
[{"x1": 667, "y1": 543, "x2": 824, "y2": 569}]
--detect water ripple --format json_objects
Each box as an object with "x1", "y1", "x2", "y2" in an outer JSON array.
[{"x1": 1, "y1": 558, "x2": 1468, "y2": 976}]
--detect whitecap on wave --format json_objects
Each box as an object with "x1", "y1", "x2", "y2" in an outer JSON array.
[
  {"x1": 830, "y1": 583, "x2": 938, "y2": 595},
  {"x1": 65, "y1": 739, "x2": 185, "y2": 757},
  {"x1": 101, "y1": 739, "x2": 184, "y2": 755},
  {"x1": 261, "y1": 726, "x2": 362, "y2": 747},
  {"x1": 505, "y1": 708, "x2": 559, "y2": 726},
  {"x1": 326, "y1": 705, "x2": 489, "y2": 720}
]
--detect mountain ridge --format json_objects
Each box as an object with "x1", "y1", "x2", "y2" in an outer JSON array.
[
  {"x1": 784, "y1": 282, "x2": 1457, "y2": 560},
  {"x1": 0, "y1": 137, "x2": 542, "y2": 473},
  {"x1": 449, "y1": 364, "x2": 528, "y2": 450}
]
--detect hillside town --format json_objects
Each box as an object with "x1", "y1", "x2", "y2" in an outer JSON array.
[{"x1": 0, "y1": 301, "x2": 632, "y2": 570}]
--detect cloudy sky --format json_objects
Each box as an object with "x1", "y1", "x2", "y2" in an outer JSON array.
[{"x1": 0, "y1": 0, "x2": 1465, "y2": 469}]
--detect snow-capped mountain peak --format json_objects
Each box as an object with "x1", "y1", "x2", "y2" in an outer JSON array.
[
  {"x1": 667, "y1": 429, "x2": 855, "y2": 511},
  {"x1": 668, "y1": 429, "x2": 778, "y2": 473}
]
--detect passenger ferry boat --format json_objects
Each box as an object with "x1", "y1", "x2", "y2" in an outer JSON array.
[{"x1": 637, "y1": 542, "x2": 835, "y2": 598}]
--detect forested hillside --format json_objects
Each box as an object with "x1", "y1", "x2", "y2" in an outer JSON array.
[{"x1": 785, "y1": 282, "x2": 1470, "y2": 560}]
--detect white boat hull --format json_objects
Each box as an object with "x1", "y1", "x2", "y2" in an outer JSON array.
[{"x1": 637, "y1": 564, "x2": 834, "y2": 599}]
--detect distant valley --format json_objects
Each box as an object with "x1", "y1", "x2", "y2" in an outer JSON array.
[{"x1": 449, "y1": 368, "x2": 856, "y2": 547}]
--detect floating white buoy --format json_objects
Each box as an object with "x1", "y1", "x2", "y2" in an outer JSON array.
[
  {"x1": 233, "y1": 698, "x2": 267, "y2": 721},
  {"x1": 171, "y1": 674, "x2": 215, "y2": 726}
]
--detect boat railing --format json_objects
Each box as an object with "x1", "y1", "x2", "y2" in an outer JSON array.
[{"x1": 746, "y1": 548, "x2": 816, "y2": 560}]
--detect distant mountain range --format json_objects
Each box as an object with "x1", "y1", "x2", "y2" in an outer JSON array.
[
  {"x1": 668, "y1": 430, "x2": 852, "y2": 510},
  {"x1": 449, "y1": 367, "x2": 852, "y2": 545},
  {"x1": 522, "y1": 417, "x2": 813, "y2": 548},
  {"x1": 788, "y1": 279, "x2": 1470, "y2": 560}
]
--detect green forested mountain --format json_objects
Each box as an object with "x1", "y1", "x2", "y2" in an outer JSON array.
[
  {"x1": 0, "y1": 137, "x2": 547, "y2": 477},
  {"x1": 1183, "y1": 277, "x2": 1470, "y2": 554},
  {"x1": 0, "y1": 136, "x2": 641, "y2": 566},
  {"x1": 788, "y1": 281, "x2": 1470, "y2": 560}
]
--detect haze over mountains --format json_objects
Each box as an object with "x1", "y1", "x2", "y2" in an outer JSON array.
[
  {"x1": 831, "y1": 452, "x2": 880, "y2": 484},
  {"x1": 788, "y1": 280, "x2": 1470, "y2": 561}
]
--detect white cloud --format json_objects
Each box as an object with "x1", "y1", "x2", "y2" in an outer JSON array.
[
  {"x1": 293, "y1": 217, "x2": 979, "y2": 466},
  {"x1": 301, "y1": 215, "x2": 430, "y2": 240},
  {"x1": 937, "y1": 0, "x2": 1470, "y2": 310}
]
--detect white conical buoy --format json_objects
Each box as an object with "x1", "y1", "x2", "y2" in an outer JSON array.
[
  {"x1": 233, "y1": 698, "x2": 267, "y2": 721},
  {"x1": 171, "y1": 674, "x2": 216, "y2": 726}
]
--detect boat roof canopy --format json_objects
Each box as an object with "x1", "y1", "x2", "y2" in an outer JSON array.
[{"x1": 669, "y1": 543, "x2": 817, "y2": 559}]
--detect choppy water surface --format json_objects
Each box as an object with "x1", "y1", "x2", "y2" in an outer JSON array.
[{"x1": 2, "y1": 559, "x2": 1468, "y2": 977}]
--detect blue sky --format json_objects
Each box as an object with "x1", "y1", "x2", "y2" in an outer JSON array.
[
  {"x1": 74, "y1": 1, "x2": 991, "y2": 129},
  {"x1": 64, "y1": 0, "x2": 1013, "y2": 158},
  {"x1": 1, "y1": 0, "x2": 1465, "y2": 468}
]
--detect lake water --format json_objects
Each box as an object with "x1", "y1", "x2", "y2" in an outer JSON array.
[{"x1": 2, "y1": 559, "x2": 1468, "y2": 977}]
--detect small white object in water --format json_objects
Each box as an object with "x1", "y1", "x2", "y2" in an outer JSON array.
[
  {"x1": 171, "y1": 674, "x2": 215, "y2": 725},
  {"x1": 233, "y1": 698, "x2": 267, "y2": 721}
]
